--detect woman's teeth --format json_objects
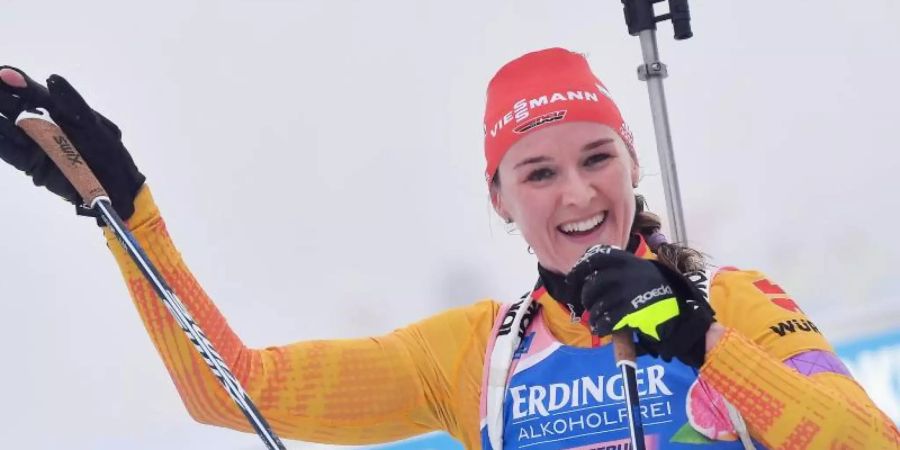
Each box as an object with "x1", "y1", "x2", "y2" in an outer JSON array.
[{"x1": 559, "y1": 212, "x2": 607, "y2": 235}]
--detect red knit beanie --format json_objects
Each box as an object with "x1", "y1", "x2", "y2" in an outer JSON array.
[{"x1": 483, "y1": 48, "x2": 634, "y2": 182}]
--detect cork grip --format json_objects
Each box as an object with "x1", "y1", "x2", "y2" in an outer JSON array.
[
  {"x1": 612, "y1": 331, "x2": 637, "y2": 363},
  {"x1": 16, "y1": 109, "x2": 108, "y2": 207}
]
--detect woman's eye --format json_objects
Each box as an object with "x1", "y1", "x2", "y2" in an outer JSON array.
[
  {"x1": 526, "y1": 168, "x2": 555, "y2": 182},
  {"x1": 584, "y1": 153, "x2": 610, "y2": 167}
]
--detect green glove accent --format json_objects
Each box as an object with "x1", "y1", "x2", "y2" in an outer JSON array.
[{"x1": 612, "y1": 297, "x2": 679, "y2": 340}]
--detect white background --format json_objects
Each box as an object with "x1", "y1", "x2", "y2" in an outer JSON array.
[{"x1": 0, "y1": 1, "x2": 898, "y2": 448}]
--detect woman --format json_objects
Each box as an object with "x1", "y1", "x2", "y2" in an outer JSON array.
[{"x1": 0, "y1": 48, "x2": 896, "y2": 449}]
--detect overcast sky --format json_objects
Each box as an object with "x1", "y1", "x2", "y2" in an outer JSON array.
[{"x1": 1, "y1": 1, "x2": 898, "y2": 449}]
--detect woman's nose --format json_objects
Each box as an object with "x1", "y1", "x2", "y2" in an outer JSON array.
[{"x1": 560, "y1": 172, "x2": 596, "y2": 207}]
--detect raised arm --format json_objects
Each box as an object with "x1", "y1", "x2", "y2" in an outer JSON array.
[
  {"x1": 104, "y1": 185, "x2": 490, "y2": 443},
  {"x1": 107, "y1": 186, "x2": 506, "y2": 445},
  {"x1": 0, "y1": 67, "x2": 498, "y2": 446}
]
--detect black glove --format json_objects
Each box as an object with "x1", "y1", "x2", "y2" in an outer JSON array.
[
  {"x1": 565, "y1": 245, "x2": 715, "y2": 368},
  {"x1": 0, "y1": 66, "x2": 145, "y2": 221}
]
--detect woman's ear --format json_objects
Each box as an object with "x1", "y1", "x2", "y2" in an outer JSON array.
[
  {"x1": 629, "y1": 152, "x2": 640, "y2": 189},
  {"x1": 489, "y1": 182, "x2": 512, "y2": 223}
]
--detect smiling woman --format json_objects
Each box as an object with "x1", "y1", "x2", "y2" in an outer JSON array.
[
  {"x1": 0, "y1": 45, "x2": 897, "y2": 450},
  {"x1": 489, "y1": 123, "x2": 640, "y2": 274},
  {"x1": 485, "y1": 49, "x2": 703, "y2": 278}
]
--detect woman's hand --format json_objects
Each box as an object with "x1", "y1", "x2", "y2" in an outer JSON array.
[
  {"x1": 0, "y1": 67, "x2": 145, "y2": 220},
  {"x1": 565, "y1": 245, "x2": 716, "y2": 368},
  {"x1": 704, "y1": 322, "x2": 726, "y2": 353}
]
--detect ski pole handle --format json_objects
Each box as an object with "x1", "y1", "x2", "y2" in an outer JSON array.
[
  {"x1": 15, "y1": 108, "x2": 109, "y2": 208},
  {"x1": 612, "y1": 331, "x2": 637, "y2": 363}
]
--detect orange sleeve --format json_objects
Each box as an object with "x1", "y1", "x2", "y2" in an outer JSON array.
[
  {"x1": 702, "y1": 268, "x2": 899, "y2": 449},
  {"x1": 103, "y1": 185, "x2": 498, "y2": 446}
]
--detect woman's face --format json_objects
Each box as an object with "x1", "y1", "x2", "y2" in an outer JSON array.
[{"x1": 491, "y1": 122, "x2": 639, "y2": 274}]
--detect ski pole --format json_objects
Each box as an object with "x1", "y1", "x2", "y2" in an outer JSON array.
[
  {"x1": 621, "y1": 6, "x2": 756, "y2": 447},
  {"x1": 611, "y1": 332, "x2": 646, "y2": 449},
  {"x1": 609, "y1": 1, "x2": 694, "y2": 449},
  {"x1": 623, "y1": 0, "x2": 691, "y2": 241},
  {"x1": 15, "y1": 108, "x2": 287, "y2": 450}
]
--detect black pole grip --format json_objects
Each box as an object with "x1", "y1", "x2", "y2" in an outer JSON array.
[
  {"x1": 621, "y1": 0, "x2": 660, "y2": 36},
  {"x1": 621, "y1": 0, "x2": 693, "y2": 40},
  {"x1": 668, "y1": 0, "x2": 693, "y2": 40}
]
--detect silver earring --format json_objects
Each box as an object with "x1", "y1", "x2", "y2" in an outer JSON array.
[{"x1": 504, "y1": 219, "x2": 517, "y2": 235}]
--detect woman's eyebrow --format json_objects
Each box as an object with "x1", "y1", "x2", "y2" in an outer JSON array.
[
  {"x1": 582, "y1": 138, "x2": 615, "y2": 152},
  {"x1": 514, "y1": 156, "x2": 551, "y2": 169}
]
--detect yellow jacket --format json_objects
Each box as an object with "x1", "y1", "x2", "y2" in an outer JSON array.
[{"x1": 104, "y1": 186, "x2": 898, "y2": 449}]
